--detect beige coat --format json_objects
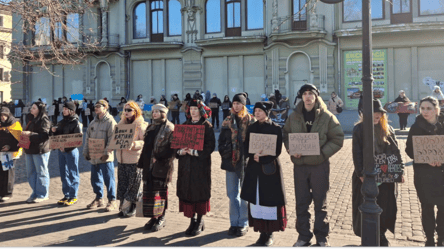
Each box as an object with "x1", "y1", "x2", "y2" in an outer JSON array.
[
  {"x1": 115, "y1": 116, "x2": 148, "y2": 164},
  {"x1": 83, "y1": 112, "x2": 117, "y2": 165},
  {"x1": 328, "y1": 96, "x2": 344, "y2": 115}
]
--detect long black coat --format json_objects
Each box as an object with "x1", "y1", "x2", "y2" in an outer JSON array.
[
  {"x1": 240, "y1": 119, "x2": 286, "y2": 207},
  {"x1": 176, "y1": 118, "x2": 216, "y2": 203},
  {"x1": 405, "y1": 115, "x2": 444, "y2": 206},
  {"x1": 352, "y1": 123, "x2": 401, "y2": 236}
]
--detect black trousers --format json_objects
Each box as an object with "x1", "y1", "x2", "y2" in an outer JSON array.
[
  {"x1": 421, "y1": 203, "x2": 444, "y2": 240},
  {"x1": 211, "y1": 109, "x2": 219, "y2": 128},
  {"x1": 222, "y1": 110, "x2": 230, "y2": 120},
  {"x1": 88, "y1": 115, "x2": 94, "y2": 123},
  {"x1": 0, "y1": 161, "x2": 15, "y2": 198},
  {"x1": 81, "y1": 111, "x2": 88, "y2": 128},
  {"x1": 171, "y1": 111, "x2": 180, "y2": 124},
  {"x1": 293, "y1": 160, "x2": 330, "y2": 243},
  {"x1": 398, "y1": 113, "x2": 409, "y2": 130}
]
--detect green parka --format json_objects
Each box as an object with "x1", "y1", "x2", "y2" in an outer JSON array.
[{"x1": 283, "y1": 96, "x2": 344, "y2": 165}]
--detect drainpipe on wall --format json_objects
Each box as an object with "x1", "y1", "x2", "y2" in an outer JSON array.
[
  {"x1": 126, "y1": 51, "x2": 131, "y2": 100},
  {"x1": 337, "y1": 36, "x2": 341, "y2": 99}
]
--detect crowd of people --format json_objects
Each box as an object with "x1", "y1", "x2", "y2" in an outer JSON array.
[{"x1": 0, "y1": 84, "x2": 443, "y2": 247}]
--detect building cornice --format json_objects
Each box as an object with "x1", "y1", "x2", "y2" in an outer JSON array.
[
  {"x1": 121, "y1": 42, "x2": 184, "y2": 51},
  {"x1": 264, "y1": 39, "x2": 337, "y2": 50},
  {"x1": 268, "y1": 30, "x2": 328, "y2": 42},
  {"x1": 194, "y1": 36, "x2": 266, "y2": 47},
  {"x1": 335, "y1": 22, "x2": 444, "y2": 37}
]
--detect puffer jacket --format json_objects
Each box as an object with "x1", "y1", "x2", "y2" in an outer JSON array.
[
  {"x1": 115, "y1": 116, "x2": 148, "y2": 164},
  {"x1": 51, "y1": 114, "x2": 83, "y2": 153},
  {"x1": 283, "y1": 96, "x2": 344, "y2": 165},
  {"x1": 82, "y1": 112, "x2": 117, "y2": 165}
]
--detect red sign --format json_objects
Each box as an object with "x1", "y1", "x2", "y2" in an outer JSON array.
[
  {"x1": 19, "y1": 134, "x2": 31, "y2": 149},
  {"x1": 171, "y1": 125, "x2": 205, "y2": 151}
]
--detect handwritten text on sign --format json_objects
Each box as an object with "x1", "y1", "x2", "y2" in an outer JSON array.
[
  {"x1": 84, "y1": 108, "x2": 91, "y2": 116},
  {"x1": 374, "y1": 153, "x2": 403, "y2": 183},
  {"x1": 171, "y1": 125, "x2": 205, "y2": 151},
  {"x1": 412, "y1": 135, "x2": 444, "y2": 164},
  {"x1": 289, "y1": 133, "x2": 320, "y2": 156},
  {"x1": 88, "y1": 138, "x2": 105, "y2": 159},
  {"x1": 249, "y1": 133, "x2": 277, "y2": 156},
  {"x1": 108, "y1": 124, "x2": 137, "y2": 150},
  {"x1": 49, "y1": 133, "x2": 83, "y2": 150},
  {"x1": 19, "y1": 134, "x2": 31, "y2": 149}
]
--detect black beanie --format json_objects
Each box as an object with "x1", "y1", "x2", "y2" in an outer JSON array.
[
  {"x1": 189, "y1": 99, "x2": 199, "y2": 107},
  {"x1": 297, "y1": 84, "x2": 320, "y2": 98},
  {"x1": 254, "y1": 101, "x2": 274, "y2": 116},
  {"x1": 232, "y1": 93, "x2": 247, "y2": 106},
  {"x1": 64, "y1": 101, "x2": 77, "y2": 112}
]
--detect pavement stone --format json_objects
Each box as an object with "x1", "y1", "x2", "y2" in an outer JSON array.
[{"x1": 0, "y1": 111, "x2": 434, "y2": 247}]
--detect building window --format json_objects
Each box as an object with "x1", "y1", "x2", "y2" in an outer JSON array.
[
  {"x1": 0, "y1": 45, "x2": 3, "y2": 59},
  {"x1": 0, "y1": 91, "x2": 3, "y2": 102},
  {"x1": 67, "y1": 13, "x2": 80, "y2": 43},
  {"x1": 226, "y1": 0, "x2": 241, "y2": 37},
  {"x1": 0, "y1": 68, "x2": 4, "y2": 81},
  {"x1": 293, "y1": 0, "x2": 307, "y2": 30},
  {"x1": 168, "y1": 0, "x2": 181, "y2": 36},
  {"x1": 246, "y1": 0, "x2": 263, "y2": 30},
  {"x1": 35, "y1": 15, "x2": 80, "y2": 45},
  {"x1": 134, "y1": 2, "x2": 147, "y2": 39},
  {"x1": 0, "y1": 16, "x2": 3, "y2": 27},
  {"x1": 343, "y1": 0, "x2": 384, "y2": 22},
  {"x1": 34, "y1": 17, "x2": 51, "y2": 46},
  {"x1": 393, "y1": 0, "x2": 410, "y2": 13},
  {"x1": 206, "y1": 0, "x2": 221, "y2": 33},
  {"x1": 151, "y1": 0, "x2": 164, "y2": 42},
  {"x1": 420, "y1": 0, "x2": 444, "y2": 15}
]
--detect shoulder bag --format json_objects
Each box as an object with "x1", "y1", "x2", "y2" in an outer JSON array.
[{"x1": 332, "y1": 98, "x2": 343, "y2": 113}]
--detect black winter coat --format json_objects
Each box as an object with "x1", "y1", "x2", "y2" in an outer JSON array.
[
  {"x1": 405, "y1": 115, "x2": 444, "y2": 206},
  {"x1": 51, "y1": 115, "x2": 82, "y2": 153},
  {"x1": 24, "y1": 114, "x2": 51, "y2": 154},
  {"x1": 218, "y1": 126, "x2": 235, "y2": 172},
  {"x1": 240, "y1": 119, "x2": 286, "y2": 207},
  {"x1": 176, "y1": 118, "x2": 216, "y2": 202}
]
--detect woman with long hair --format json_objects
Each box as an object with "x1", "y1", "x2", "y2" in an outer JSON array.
[
  {"x1": 352, "y1": 99, "x2": 404, "y2": 246},
  {"x1": 405, "y1": 96, "x2": 444, "y2": 246},
  {"x1": 116, "y1": 101, "x2": 148, "y2": 217}
]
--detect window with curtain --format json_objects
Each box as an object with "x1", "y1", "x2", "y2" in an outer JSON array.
[
  {"x1": 206, "y1": 0, "x2": 221, "y2": 33},
  {"x1": 420, "y1": 0, "x2": 444, "y2": 15},
  {"x1": 35, "y1": 17, "x2": 51, "y2": 45},
  {"x1": 67, "y1": 13, "x2": 80, "y2": 43},
  {"x1": 343, "y1": 0, "x2": 384, "y2": 21},
  {"x1": 151, "y1": 0, "x2": 164, "y2": 34},
  {"x1": 226, "y1": 0, "x2": 241, "y2": 28},
  {"x1": 134, "y1": 2, "x2": 147, "y2": 38},
  {"x1": 246, "y1": 0, "x2": 263, "y2": 30},
  {"x1": 168, "y1": 0, "x2": 181, "y2": 36}
]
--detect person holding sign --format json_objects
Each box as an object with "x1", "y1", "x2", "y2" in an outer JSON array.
[
  {"x1": 352, "y1": 99, "x2": 404, "y2": 246},
  {"x1": 22, "y1": 101, "x2": 51, "y2": 203},
  {"x1": 115, "y1": 101, "x2": 148, "y2": 217},
  {"x1": 283, "y1": 84, "x2": 344, "y2": 247},
  {"x1": 240, "y1": 101, "x2": 286, "y2": 246},
  {"x1": 405, "y1": 96, "x2": 444, "y2": 247},
  {"x1": 0, "y1": 107, "x2": 23, "y2": 202},
  {"x1": 209, "y1": 93, "x2": 222, "y2": 130},
  {"x1": 219, "y1": 92, "x2": 256, "y2": 237},
  {"x1": 394, "y1": 90, "x2": 410, "y2": 130},
  {"x1": 176, "y1": 99, "x2": 215, "y2": 236},
  {"x1": 137, "y1": 104, "x2": 175, "y2": 232},
  {"x1": 50, "y1": 102, "x2": 83, "y2": 206},
  {"x1": 82, "y1": 100, "x2": 118, "y2": 212}
]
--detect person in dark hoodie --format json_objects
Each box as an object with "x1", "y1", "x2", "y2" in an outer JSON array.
[
  {"x1": 181, "y1": 93, "x2": 192, "y2": 113},
  {"x1": 209, "y1": 93, "x2": 222, "y2": 130},
  {"x1": 52, "y1": 99, "x2": 59, "y2": 125},
  {"x1": 221, "y1": 95, "x2": 232, "y2": 120},
  {"x1": 51, "y1": 101, "x2": 83, "y2": 206},
  {"x1": 394, "y1": 90, "x2": 410, "y2": 130},
  {"x1": 22, "y1": 101, "x2": 51, "y2": 203}
]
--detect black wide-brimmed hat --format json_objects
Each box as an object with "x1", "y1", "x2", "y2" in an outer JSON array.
[{"x1": 373, "y1": 99, "x2": 386, "y2": 113}]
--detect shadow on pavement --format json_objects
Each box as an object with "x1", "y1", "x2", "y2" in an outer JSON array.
[
  {"x1": 0, "y1": 203, "x2": 59, "y2": 217},
  {"x1": 48, "y1": 226, "x2": 131, "y2": 246}
]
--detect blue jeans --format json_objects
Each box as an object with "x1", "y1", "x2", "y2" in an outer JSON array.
[
  {"x1": 226, "y1": 171, "x2": 249, "y2": 227},
  {"x1": 25, "y1": 152, "x2": 51, "y2": 199},
  {"x1": 58, "y1": 149, "x2": 80, "y2": 199},
  {"x1": 90, "y1": 162, "x2": 116, "y2": 201}
]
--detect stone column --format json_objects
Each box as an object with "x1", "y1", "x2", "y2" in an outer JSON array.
[{"x1": 271, "y1": 0, "x2": 279, "y2": 33}]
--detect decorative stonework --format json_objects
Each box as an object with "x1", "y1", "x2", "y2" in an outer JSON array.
[
  {"x1": 181, "y1": 0, "x2": 202, "y2": 44},
  {"x1": 271, "y1": 0, "x2": 279, "y2": 33}
]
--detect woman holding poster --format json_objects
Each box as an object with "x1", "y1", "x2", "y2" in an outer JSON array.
[
  {"x1": 0, "y1": 107, "x2": 23, "y2": 202},
  {"x1": 176, "y1": 99, "x2": 215, "y2": 236},
  {"x1": 137, "y1": 104, "x2": 175, "y2": 232},
  {"x1": 50, "y1": 102, "x2": 82, "y2": 206},
  {"x1": 116, "y1": 101, "x2": 148, "y2": 217},
  {"x1": 240, "y1": 101, "x2": 286, "y2": 246},
  {"x1": 352, "y1": 99, "x2": 404, "y2": 246},
  {"x1": 405, "y1": 96, "x2": 444, "y2": 247}
]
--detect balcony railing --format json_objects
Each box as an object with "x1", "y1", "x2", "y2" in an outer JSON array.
[
  {"x1": 273, "y1": 14, "x2": 325, "y2": 34},
  {"x1": 82, "y1": 33, "x2": 120, "y2": 47}
]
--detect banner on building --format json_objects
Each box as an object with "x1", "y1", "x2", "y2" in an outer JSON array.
[
  {"x1": 171, "y1": 125, "x2": 205, "y2": 151},
  {"x1": 343, "y1": 49, "x2": 388, "y2": 109}
]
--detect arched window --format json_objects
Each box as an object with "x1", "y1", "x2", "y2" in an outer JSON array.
[
  {"x1": 246, "y1": 0, "x2": 263, "y2": 30},
  {"x1": 168, "y1": 0, "x2": 181, "y2": 36},
  {"x1": 206, "y1": 0, "x2": 221, "y2": 33},
  {"x1": 226, "y1": 0, "x2": 241, "y2": 36},
  {"x1": 134, "y1": 2, "x2": 147, "y2": 39},
  {"x1": 151, "y1": 0, "x2": 164, "y2": 42}
]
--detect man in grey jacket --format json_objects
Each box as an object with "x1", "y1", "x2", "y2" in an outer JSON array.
[{"x1": 83, "y1": 99, "x2": 117, "y2": 211}]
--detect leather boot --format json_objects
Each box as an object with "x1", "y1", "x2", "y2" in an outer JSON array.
[
  {"x1": 185, "y1": 215, "x2": 197, "y2": 235},
  {"x1": 151, "y1": 215, "x2": 166, "y2": 232},
  {"x1": 191, "y1": 215, "x2": 205, "y2": 236}
]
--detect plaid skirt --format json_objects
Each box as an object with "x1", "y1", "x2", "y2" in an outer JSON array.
[
  {"x1": 142, "y1": 180, "x2": 168, "y2": 218},
  {"x1": 248, "y1": 204, "x2": 287, "y2": 233}
]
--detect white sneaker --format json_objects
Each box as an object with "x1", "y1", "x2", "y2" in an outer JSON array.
[
  {"x1": 293, "y1": 240, "x2": 311, "y2": 247},
  {"x1": 33, "y1": 197, "x2": 49, "y2": 203},
  {"x1": 26, "y1": 196, "x2": 36, "y2": 203},
  {"x1": 317, "y1": 241, "x2": 330, "y2": 247}
]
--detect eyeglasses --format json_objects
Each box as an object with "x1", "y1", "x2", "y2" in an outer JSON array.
[
  {"x1": 124, "y1": 108, "x2": 134, "y2": 112},
  {"x1": 94, "y1": 105, "x2": 102, "y2": 109}
]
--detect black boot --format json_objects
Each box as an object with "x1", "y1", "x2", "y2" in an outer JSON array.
[
  {"x1": 185, "y1": 214, "x2": 197, "y2": 236},
  {"x1": 264, "y1": 233, "x2": 274, "y2": 247},
  {"x1": 425, "y1": 238, "x2": 435, "y2": 247},
  {"x1": 191, "y1": 214, "x2": 205, "y2": 236},
  {"x1": 380, "y1": 231, "x2": 389, "y2": 247},
  {"x1": 255, "y1": 233, "x2": 268, "y2": 246},
  {"x1": 152, "y1": 214, "x2": 166, "y2": 232},
  {"x1": 144, "y1": 218, "x2": 157, "y2": 230}
]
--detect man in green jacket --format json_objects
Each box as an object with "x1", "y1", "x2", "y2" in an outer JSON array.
[{"x1": 283, "y1": 84, "x2": 344, "y2": 247}]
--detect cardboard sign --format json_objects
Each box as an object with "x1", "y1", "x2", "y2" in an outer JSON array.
[
  {"x1": 88, "y1": 138, "x2": 105, "y2": 159},
  {"x1": 22, "y1": 107, "x2": 29, "y2": 114},
  {"x1": 209, "y1": 102, "x2": 218, "y2": 109},
  {"x1": 248, "y1": 133, "x2": 277, "y2": 156},
  {"x1": 374, "y1": 153, "x2": 403, "y2": 183},
  {"x1": 14, "y1": 108, "x2": 21, "y2": 117},
  {"x1": 19, "y1": 134, "x2": 31, "y2": 149},
  {"x1": 48, "y1": 106, "x2": 55, "y2": 116},
  {"x1": 412, "y1": 135, "x2": 444, "y2": 164},
  {"x1": 288, "y1": 133, "x2": 320, "y2": 156},
  {"x1": 397, "y1": 102, "x2": 417, "y2": 114},
  {"x1": 49, "y1": 133, "x2": 83, "y2": 150},
  {"x1": 85, "y1": 108, "x2": 91, "y2": 116},
  {"x1": 59, "y1": 104, "x2": 64, "y2": 112},
  {"x1": 108, "y1": 124, "x2": 137, "y2": 150},
  {"x1": 171, "y1": 125, "x2": 205, "y2": 151}
]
